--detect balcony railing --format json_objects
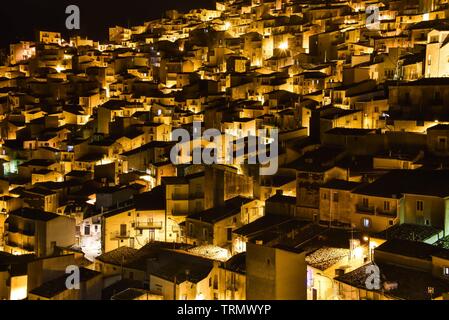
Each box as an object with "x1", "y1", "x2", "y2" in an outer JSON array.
[
  {"x1": 171, "y1": 194, "x2": 189, "y2": 201},
  {"x1": 7, "y1": 226, "x2": 35, "y2": 236},
  {"x1": 356, "y1": 205, "x2": 397, "y2": 217},
  {"x1": 356, "y1": 204, "x2": 375, "y2": 215},
  {"x1": 133, "y1": 221, "x2": 163, "y2": 230},
  {"x1": 110, "y1": 231, "x2": 131, "y2": 240},
  {"x1": 5, "y1": 240, "x2": 34, "y2": 252},
  {"x1": 376, "y1": 209, "x2": 397, "y2": 217}
]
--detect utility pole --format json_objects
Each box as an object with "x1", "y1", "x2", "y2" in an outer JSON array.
[{"x1": 173, "y1": 275, "x2": 177, "y2": 300}]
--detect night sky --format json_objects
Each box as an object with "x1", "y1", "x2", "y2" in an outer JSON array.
[{"x1": 0, "y1": 0, "x2": 215, "y2": 47}]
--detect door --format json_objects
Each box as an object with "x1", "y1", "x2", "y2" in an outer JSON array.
[{"x1": 120, "y1": 224, "x2": 127, "y2": 236}]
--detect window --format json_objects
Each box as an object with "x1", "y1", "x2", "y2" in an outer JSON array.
[
  {"x1": 404, "y1": 92, "x2": 410, "y2": 103},
  {"x1": 266, "y1": 258, "x2": 271, "y2": 266},
  {"x1": 384, "y1": 201, "x2": 390, "y2": 211},
  {"x1": 227, "y1": 228, "x2": 233, "y2": 241},
  {"x1": 323, "y1": 192, "x2": 327, "y2": 200},
  {"x1": 444, "y1": 267, "x2": 449, "y2": 276},
  {"x1": 417, "y1": 200, "x2": 424, "y2": 212},
  {"x1": 435, "y1": 91, "x2": 441, "y2": 102},
  {"x1": 120, "y1": 224, "x2": 127, "y2": 236},
  {"x1": 438, "y1": 137, "x2": 447, "y2": 150},
  {"x1": 362, "y1": 218, "x2": 371, "y2": 228},
  {"x1": 362, "y1": 198, "x2": 369, "y2": 207},
  {"x1": 425, "y1": 219, "x2": 430, "y2": 226},
  {"x1": 333, "y1": 193, "x2": 339, "y2": 203}
]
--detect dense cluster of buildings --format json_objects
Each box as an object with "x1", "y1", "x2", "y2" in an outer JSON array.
[{"x1": 1, "y1": 0, "x2": 449, "y2": 300}]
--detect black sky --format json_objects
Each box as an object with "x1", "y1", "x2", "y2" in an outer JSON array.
[{"x1": 0, "y1": 0, "x2": 215, "y2": 47}]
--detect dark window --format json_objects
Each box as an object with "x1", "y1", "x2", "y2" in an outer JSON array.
[
  {"x1": 227, "y1": 228, "x2": 233, "y2": 241},
  {"x1": 333, "y1": 193, "x2": 339, "y2": 203},
  {"x1": 362, "y1": 198, "x2": 369, "y2": 207},
  {"x1": 120, "y1": 224, "x2": 127, "y2": 235},
  {"x1": 417, "y1": 201, "x2": 424, "y2": 211}
]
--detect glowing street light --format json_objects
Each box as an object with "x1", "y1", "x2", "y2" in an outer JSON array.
[
  {"x1": 224, "y1": 21, "x2": 232, "y2": 30},
  {"x1": 278, "y1": 41, "x2": 289, "y2": 50},
  {"x1": 55, "y1": 65, "x2": 65, "y2": 73}
]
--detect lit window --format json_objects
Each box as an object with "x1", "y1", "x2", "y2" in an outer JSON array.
[
  {"x1": 362, "y1": 218, "x2": 371, "y2": 228},
  {"x1": 444, "y1": 267, "x2": 449, "y2": 276}
]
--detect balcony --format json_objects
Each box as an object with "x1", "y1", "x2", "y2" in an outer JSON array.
[
  {"x1": 189, "y1": 192, "x2": 204, "y2": 200},
  {"x1": 376, "y1": 209, "x2": 397, "y2": 217},
  {"x1": 133, "y1": 220, "x2": 163, "y2": 230},
  {"x1": 356, "y1": 204, "x2": 375, "y2": 215},
  {"x1": 6, "y1": 226, "x2": 35, "y2": 237},
  {"x1": 110, "y1": 231, "x2": 131, "y2": 240},
  {"x1": 23, "y1": 244, "x2": 34, "y2": 252},
  {"x1": 171, "y1": 194, "x2": 189, "y2": 201},
  {"x1": 7, "y1": 224, "x2": 19, "y2": 233},
  {"x1": 5, "y1": 240, "x2": 34, "y2": 252}
]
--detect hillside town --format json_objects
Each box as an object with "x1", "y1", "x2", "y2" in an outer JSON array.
[{"x1": 1, "y1": 0, "x2": 449, "y2": 300}]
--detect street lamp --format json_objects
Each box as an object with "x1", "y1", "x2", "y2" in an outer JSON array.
[{"x1": 363, "y1": 235, "x2": 372, "y2": 261}]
